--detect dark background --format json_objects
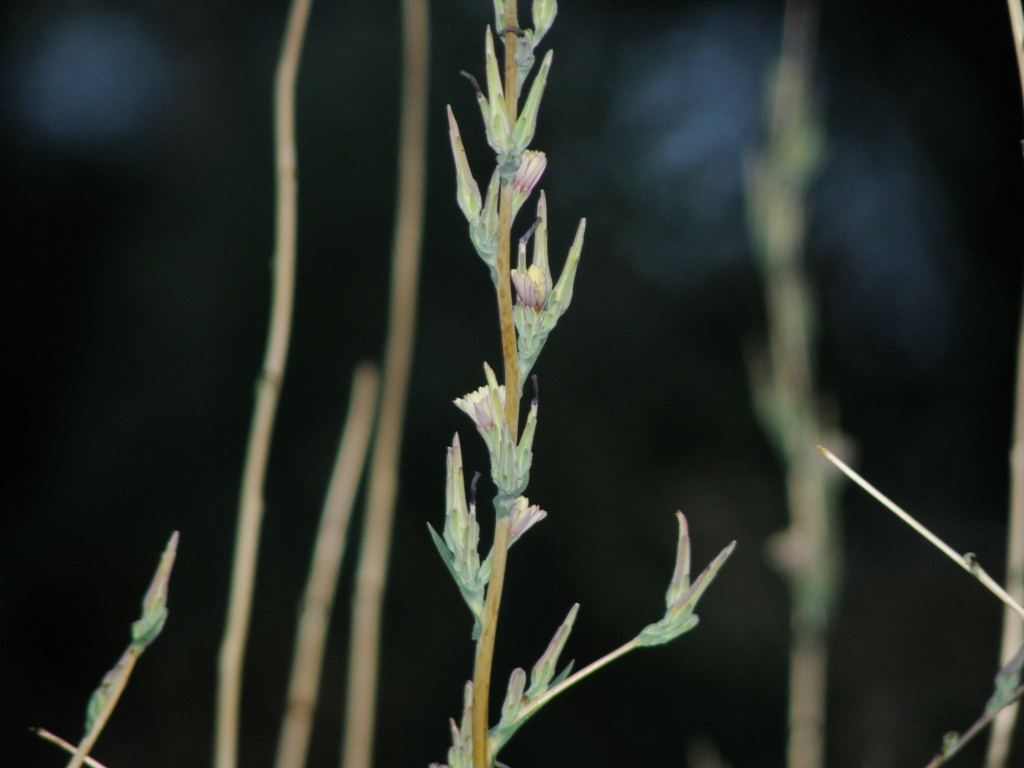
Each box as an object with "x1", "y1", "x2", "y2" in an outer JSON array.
[{"x1": 3, "y1": 0, "x2": 1024, "y2": 767}]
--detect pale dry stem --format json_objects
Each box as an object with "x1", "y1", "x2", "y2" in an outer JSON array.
[
  {"x1": 33, "y1": 729, "x2": 109, "y2": 768},
  {"x1": 819, "y1": 446, "x2": 1024, "y2": 620},
  {"x1": 215, "y1": 1, "x2": 313, "y2": 765},
  {"x1": 986, "y1": 6, "x2": 1024, "y2": 766},
  {"x1": 340, "y1": 2, "x2": 429, "y2": 768},
  {"x1": 275, "y1": 364, "x2": 379, "y2": 768}
]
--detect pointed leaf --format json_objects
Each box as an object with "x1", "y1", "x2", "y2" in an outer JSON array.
[
  {"x1": 526, "y1": 603, "x2": 579, "y2": 699},
  {"x1": 513, "y1": 49, "x2": 553, "y2": 153}
]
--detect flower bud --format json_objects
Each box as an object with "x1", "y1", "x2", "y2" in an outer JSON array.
[
  {"x1": 500, "y1": 667, "x2": 527, "y2": 725},
  {"x1": 532, "y1": 0, "x2": 557, "y2": 43},
  {"x1": 483, "y1": 28, "x2": 513, "y2": 155},
  {"x1": 513, "y1": 49, "x2": 553, "y2": 154},
  {"x1": 447, "y1": 107, "x2": 482, "y2": 225},
  {"x1": 511, "y1": 150, "x2": 547, "y2": 221},
  {"x1": 526, "y1": 603, "x2": 578, "y2": 699}
]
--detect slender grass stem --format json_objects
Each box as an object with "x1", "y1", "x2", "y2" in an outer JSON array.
[
  {"x1": 215, "y1": 1, "x2": 312, "y2": 766},
  {"x1": 340, "y1": 2, "x2": 429, "y2": 768},
  {"x1": 32, "y1": 729, "x2": 109, "y2": 768},
  {"x1": 275, "y1": 364, "x2": 379, "y2": 768},
  {"x1": 819, "y1": 446, "x2": 1024, "y2": 621},
  {"x1": 472, "y1": 4, "x2": 521, "y2": 767},
  {"x1": 986, "y1": 6, "x2": 1024, "y2": 765}
]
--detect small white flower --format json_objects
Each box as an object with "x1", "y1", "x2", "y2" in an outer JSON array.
[{"x1": 509, "y1": 495, "x2": 547, "y2": 544}]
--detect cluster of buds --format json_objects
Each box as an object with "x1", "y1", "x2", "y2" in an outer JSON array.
[
  {"x1": 636, "y1": 513, "x2": 737, "y2": 647},
  {"x1": 466, "y1": 28, "x2": 552, "y2": 183},
  {"x1": 448, "y1": 113, "x2": 553, "y2": 282},
  {"x1": 512, "y1": 191, "x2": 584, "y2": 391},
  {"x1": 428, "y1": 433, "x2": 547, "y2": 638},
  {"x1": 447, "y1": 0, "x2": 568, "y2": 281},
  {"x1": 453, "y1": 363, "x2": 538, "y2": 498}
]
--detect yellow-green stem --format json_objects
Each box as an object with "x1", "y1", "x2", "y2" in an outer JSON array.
[{"x1": 472, "y1": 5, "x2": 522, "y2": 767}]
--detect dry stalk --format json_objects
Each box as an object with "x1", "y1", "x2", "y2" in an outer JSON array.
[
  {"x1": 986, "y1": 4, "x2": 1024, "y2": 765},
  {"x1": 33, "y1": 729, "x2": 109, "y2": 768},
  {"x1": 340, "y1": 2, "x2": 430, "y2": 767},
  {"x1": 275, "y1": 364, "x2": 379, "y2": 768},
  {"x1": 215, "y1": 0, "x2": 314, "y2": 765}
]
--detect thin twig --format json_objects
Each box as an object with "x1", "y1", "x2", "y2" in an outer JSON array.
[
  {"x1": 513, "y1": 639, "x2": 639, "y2": 723},
  {"x1": 986, "y1": 4, "x2": 1024, "y2": 765},
  {"x1": 32, "y1": 729, "x2": 109, "y2": 768},
  {"x1": 926, "y1": 683, "x2": 1024, "y2": 768},
  {"x1": 67, "y1": 651, "x2": 139, "y2": 768},
  {"x1": 275, "y1": 364, "x2": 379, "y2": 768},
  {"x1": 339, "y1": 2, "x2": 429, "y2": 767},
  {"x1": 215, "y1": 0, "x2": 313, "y2": 766},
  {"x1": 819, "y1": 446, "x2": 1024, "y2": 621},
  {"x1": 61, "y1": 532, "x2": 178, "y2": 768},
  {"x1": 472, "y1": 3, "x2": 522, "y2": 767}
]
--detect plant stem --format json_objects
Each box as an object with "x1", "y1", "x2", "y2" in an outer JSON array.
[
  {"x1": 819, "y1": 446, "x2": 1024, "y2": 621},
  {"x1": 275, "y1": 364, "x2": 379, "y2": 768},
  {"x1": 67, "y1": 649, "x2": 140, "y2": 768},
  {"x1": 340, "y1": 1, "x2": 429, "y2": 767},
  {"x1": 986, "y1": 290, "x2": 1024, "y2": 768},
  {"x1": 745, "y1": 4, "x2": 838, "y2": 768},
  {"x1": 33, "y1": 729, "x2": 109, "y2": 768},
  {"x1": 986, "y1": 6, "x2": 1024, "y2": 765},
  {"x1": 215, "y1": 0, "x2": 312, "y2": 765},
  {"x1": 473, "y1": 4, "x2": 522, "y2": 767},
  {"x1": 514, "y1": 639, "x2": 639, "y2": 723},
  {"x1": 926, "y1": 682, "x2": 1024, "y2": 768},
  {"x1": 1006, "y1": 0, "x2": 1024, "y2": 113}
]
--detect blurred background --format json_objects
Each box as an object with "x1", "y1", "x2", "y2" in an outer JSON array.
[{"x1": 3, "y1": 0, "x2": 1024, "y2": 766}]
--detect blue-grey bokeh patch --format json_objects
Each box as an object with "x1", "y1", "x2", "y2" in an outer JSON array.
[
  {"x1": 11, "y1": 12, "x2": 170, "y2": 150},
  {"x1": 608, "y1": 3, "x2": 776, "y2": 290}
]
